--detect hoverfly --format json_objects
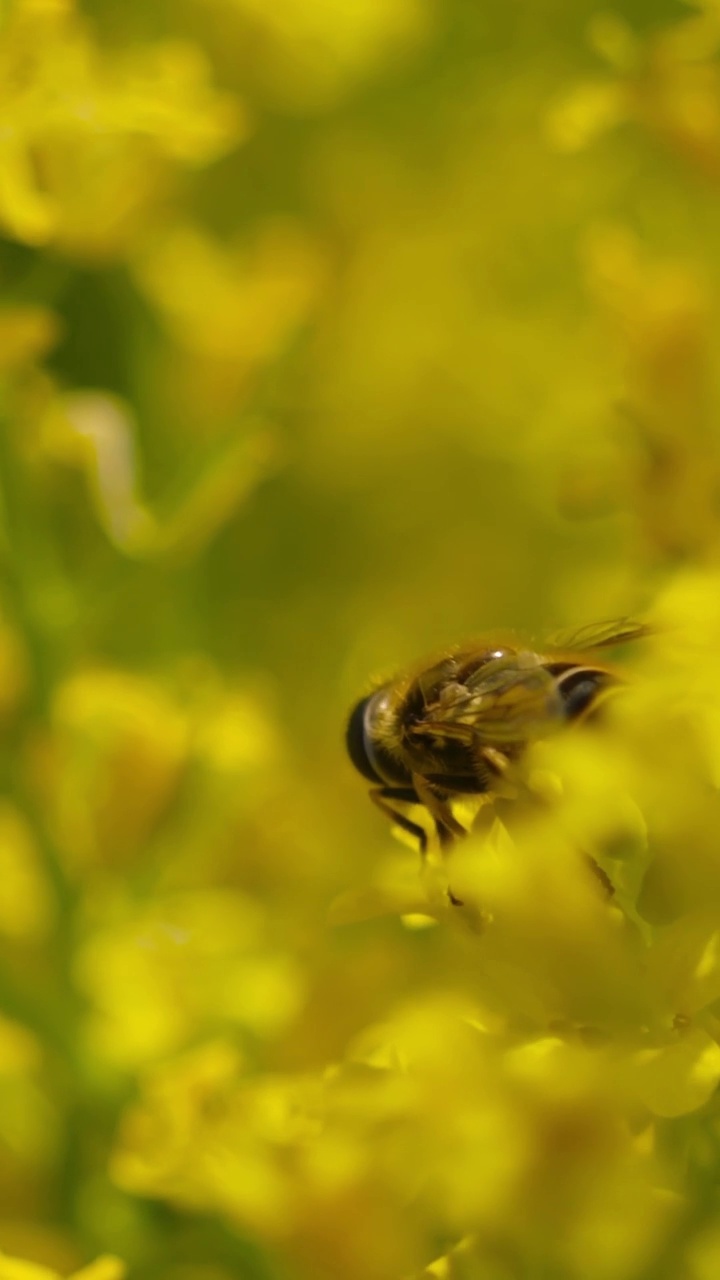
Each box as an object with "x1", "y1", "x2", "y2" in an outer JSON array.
[{"x1": 346, "y1": 618, "x2": 648, "y2": 853}]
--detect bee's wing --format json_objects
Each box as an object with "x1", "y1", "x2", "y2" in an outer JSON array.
[
  {"x1": 421, "y1": 655, "x2": 563, "y2": 746},
  {"x1": 546, "y1": 617, "x2": 650, "y2": 653}
]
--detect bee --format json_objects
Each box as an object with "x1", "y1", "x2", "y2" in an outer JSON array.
[{"x1": 346, "y1": 618, "x2": 649, "y2": 853}]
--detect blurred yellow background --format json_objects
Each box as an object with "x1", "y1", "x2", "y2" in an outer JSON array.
[{"x1": 4, "y1": 0, "x2": 720, "y2": 1277}]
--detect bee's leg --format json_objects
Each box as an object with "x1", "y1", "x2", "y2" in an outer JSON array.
[
  {"x1": 478, "y1": 746, "x2": 510, "y2": 777},
  {"x1": 410, "y1": 777, "x2": 467, "y2": 906},
  {"x1": 412, "y1": 775, "x2": 466, "y2": 846},
  {"x1": 369, "y1": 787, "x2": 430, "y2": 854},
  {"x1": 370, "y1": 787, "x2": 464, "y2": 906}
]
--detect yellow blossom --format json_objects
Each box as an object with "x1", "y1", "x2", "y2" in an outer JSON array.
[
  {"x1": 550, "y1": 6, "x2": 720, "y2": 178},
  {"x1": 0, "y1": 309, "x2": 59, "y2": 373},
  {"x1": 48, "y1": 669, "x2": 189, "y2": 872},
  {"x1": 0, "y1": 802, "x2": 53, "y2": 939},
  {"x1": 197, "y1": 0, "x2": 432, "y2": 109},
  {"x1": 132, "y1": 220, "x2": 324, "y2": 417},
  {"x1": 76, "y1": 890, "x2": 305, "y2": 1066},
  {"x1": 0, "y1": 0, "x2": 242, "y2": 254},
  {"x1": 0, "y1": 1256, "x2": 124, "y2": 1280},
  {"x1": 3, "y1": 1, "x2": 720, "y2": 1278}
]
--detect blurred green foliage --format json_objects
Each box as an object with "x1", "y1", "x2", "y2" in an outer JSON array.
[{"x1": 5, "y1": 0, "x2": 720, "y2": 1277}]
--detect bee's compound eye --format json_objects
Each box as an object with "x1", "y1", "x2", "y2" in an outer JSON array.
[
  {"x1": 345, "y1": 695, "x2": 383, "y2": 783},
  {"x1": 558, "y1": 669, "x2": 613, "y2": 721}
]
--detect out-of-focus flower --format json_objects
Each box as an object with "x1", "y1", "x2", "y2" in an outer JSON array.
[
  {"x1": 111, "y1": 1003, "x2": 676, "y2": 1280},
  {"x1": 0, "y1": 0, "x2": 242, "y2": 255},
  {"x1": 548, "y1": 7, "x2": 720, "y2": 177},
  {"x1": 76, "y1": 890, "x2": 304, "y2": 1066},
  {"x1": 0, "y1": 1254, "x2": 124, "y2": 1280},
  {"x1": 47, "y1": 669, "x2": 189, "y2": 873},
  {"x1": 0, "y1": 1014, "x2": 57, "y2": 1175},
  {"x1": 194, "y1": 0, "x2": 432, "y2": 110},
  {"x1": 40, "y1": 661, "x2": 286, "y2": 877},
  {"x1": 133, "y1": 220, "x2": 324, "y2": 417},
  {"x1": 4, "y1": 1, "x2": 720, "y2": 1276},
  {"x1": 0, "y1": 310, "x2": 59, "y2": 375},
  {"x1": 556, "y1": 229, "x2": 720, "y2": 558},
  {"x1": 0, "y1": 803, "x2": 53, "y2": 940}
]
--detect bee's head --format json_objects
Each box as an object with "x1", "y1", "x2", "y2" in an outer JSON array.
[
  {"x1": 345, "y1": 688, "x2": 411, "y2": 786},
  {"x1": 345, "y1": 693, "x2": 383, "y2": 783}
]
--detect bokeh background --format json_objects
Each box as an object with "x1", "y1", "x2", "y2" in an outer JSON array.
[{"x1": 5, "y1": 0, "x2": 720, "y2": 1277}]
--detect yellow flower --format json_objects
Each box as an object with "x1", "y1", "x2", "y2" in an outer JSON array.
[
  {"x1": 3, "y1": 1, "x2": 720, "y2": 1276},
  {"x1": 49, "y1": 669, "x2": 189, "y2": 872},
  {"x1": 132, "y1": 220, "x2": 324, "y2": 416},
  {"x1": 76, "y1": 889, "x2": 304, "y2": 1066},
  {"x1": 111, "y1": 1003, "x2": 675, "y2": 1280},
  {"x1": 0, "y1": 0, "x2": 242, "y2": 254},
  {"x1": 0, "y1": 802, "x2": 53, "y2": 940},
  {"x1": 0, "y1": 1256, "x2": 124, "y2": 1280},
  {"x1": 0, "y1": 308, "x2": 59, "y2": 373},
  {"x1": 549, "y1": 6, "x2": 720, "y2": 178},
  {"x1": 197, "y1": 0, "x2": 432, "y2": 109}
]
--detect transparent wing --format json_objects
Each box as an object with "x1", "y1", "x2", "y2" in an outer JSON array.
[
  {"x1": 413, "y1": 654, "x2": 563, "y2": 747},
  {"x1": 546, "y1": 617, "x2": 650, "y2": 653}
]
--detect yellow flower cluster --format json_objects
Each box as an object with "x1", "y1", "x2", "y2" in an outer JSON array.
[
  {"x1": 0, "y1": 0, "x2": 240, "y2": 256},
  {"x1": 89, "y1": 578, "x2": 720, "y2": 1280},
  {"x1": 3, "y1": 1, "x2": 720, "y2": 1279},
  {"x1": 550, "y1": 6, "x2": 720, "y2": 175}
]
